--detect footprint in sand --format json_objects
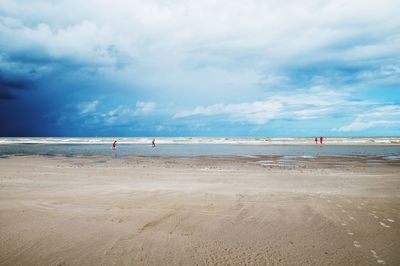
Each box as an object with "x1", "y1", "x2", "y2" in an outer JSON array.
[
  {"x1": 371, "y1": 250, "x2": 378, "y2": 258},
  {"x1": 347, "y1": 231, "x2": 354, "y2": 236},
  {"x1": 368, "y1": 212, "x2": 379, "y2": 219},
  {"x1": 353, "y1": 240, "x2": 361, "y2": 248},
  {"x1": 371, "y1": 250, "x2": 386, "y2": 265},
  {"x1": 348, "y1": 215, "x2": 356, "y2": 221},
  {"x1": 379, "y1": 221, "x2": 391, "y2": 228},
  {"x1": 386, "y1": 218, "x2": 395, "y2": 223},
  {"x1": 341, "y1": 222, "x2": 347, "y2": 226}
]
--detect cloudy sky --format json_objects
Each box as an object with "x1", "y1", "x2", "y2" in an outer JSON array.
[{"x1": 1, "y1": 0, "x2": 399, "y2": 136}]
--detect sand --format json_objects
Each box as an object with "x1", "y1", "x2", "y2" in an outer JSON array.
[{"x1": 0, "y1": 155, "x2": 399, "y2": 265}]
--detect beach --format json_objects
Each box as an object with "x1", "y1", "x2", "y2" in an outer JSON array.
[
  {"x1": 2, "y1": 0, "x2": 399, "y2": 264},
  {"x1": 0, "y1": 153, "x2": 399, "y2": 265}
]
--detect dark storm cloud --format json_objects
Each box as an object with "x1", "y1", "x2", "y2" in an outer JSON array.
[
  {"x1": 0, "y1": 0, "x2": 400, "y2": 136},
  {"x1": 0, "y1": 91, "x2": 16, "y2": 100},
  {"x1": 0, "y1": 77, "x2": 31, "y2": 90},
  {"x1": 0, "y1": 74, "x2": 34, "y2": 100}
]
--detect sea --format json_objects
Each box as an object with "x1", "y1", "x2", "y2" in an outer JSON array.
[{"x1": 0, "y1": 137, "x2": 400, "y2": 159}]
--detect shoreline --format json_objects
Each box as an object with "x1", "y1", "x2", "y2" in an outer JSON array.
[
  {"x1": 2, "y1": 143, "x2": 400, "y2": 146},
  {"x1": 1, "y1": 136, "x2": 400, "y2": 146},
  {"x1": 1, "y1": 143, "x2": 400, "y2": 159},
  {"x1": 2, "y1": 152, "x2": 400, "y2": 162}
]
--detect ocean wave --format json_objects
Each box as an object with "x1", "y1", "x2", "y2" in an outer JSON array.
[{"x1": 0, "y1": 137, "x2": 399, "y2": 145}]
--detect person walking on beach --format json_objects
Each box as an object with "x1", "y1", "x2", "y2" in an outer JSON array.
[
  {"x1": 152, "y1": 139, "x2": 156, "y2": 147},
  {"x1": 315, "y1": 137, "x2": 318, "y2": 144},
  {"x1": 320, "y1": 136, "x2": 324, "y2": 145},
  {"x1": 112, "y1": 140, "x2": 117, "y2": 150}
]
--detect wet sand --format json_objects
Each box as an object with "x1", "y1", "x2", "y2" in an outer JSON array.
[{"x1": 0, "y1": 155, "x2": 399, "y2": 265}]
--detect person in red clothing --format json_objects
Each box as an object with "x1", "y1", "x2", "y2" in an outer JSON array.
[
  {"x1": 112, "y1": 140, "x2": 117, "y2": 150},
  {"x1": 319, "y1": 136, "x2": 324, "y2": 145}
]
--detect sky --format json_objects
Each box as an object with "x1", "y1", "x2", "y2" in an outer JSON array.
[{"x1": 0, "y1": 0, "x2": 399, "y2": 137}]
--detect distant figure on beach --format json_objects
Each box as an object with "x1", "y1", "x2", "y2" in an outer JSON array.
[
  {"x1": 314, "y1": 137, "x2": 318, "y2": 144},
  {"x1": 320, "y1": 136, "x2": 324, "y2": 145},
  {"x1": 152, "y1": 139, "x2": 156, "y2": 147},
  {"x1": 112, "y1": 140, "x2": 117, "y2": 150}
]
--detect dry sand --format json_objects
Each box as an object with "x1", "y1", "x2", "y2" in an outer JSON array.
[{"x1": 0, "y1": 155, "x2": 399, "y2": 265}]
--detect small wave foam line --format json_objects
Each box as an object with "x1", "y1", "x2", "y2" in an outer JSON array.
[{"x1": 1, "y1": 137, "x2": 400, "y2": 145}]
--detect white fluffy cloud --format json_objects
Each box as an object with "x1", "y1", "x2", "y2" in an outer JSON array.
[
  {"x1": 72, "y1": 100, "x2": 157, "y2": 126},
  {"x1": 174, "y1": 86, "x2": 376, "y2": 124},
  {"x1": 0, "y1": 18, "x2": 120, "y2": 66},
  {"x1": 1, "y1": 0, "x2": 399, "y2": 92},
  {"x1": 134, "y1": 101, "x2": 156, "y2": 115},
  {"x1": 337, "y1": 105, "x2": 400, "y2": 132},
  {"x1": 175, "y1": 100, "x2": 283, "y2": 124},
  {"x1": 100, "y1": 101, "x2": 157, "y2": 125},
  {"x1": 337, "y1": 120, "x2": 399, "y2": 132},
  {"x1": 79, "y1": 100, "x2": 99, "y2": 114}
]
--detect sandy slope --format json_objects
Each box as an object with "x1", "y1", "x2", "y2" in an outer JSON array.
[{"x1": 0, "y1": 155, "x2": 399, "y2": 265}]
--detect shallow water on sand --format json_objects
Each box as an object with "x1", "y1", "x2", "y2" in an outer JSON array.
[{"x1": 0, "y1": 143, "x2": 400, "y2": 158}]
